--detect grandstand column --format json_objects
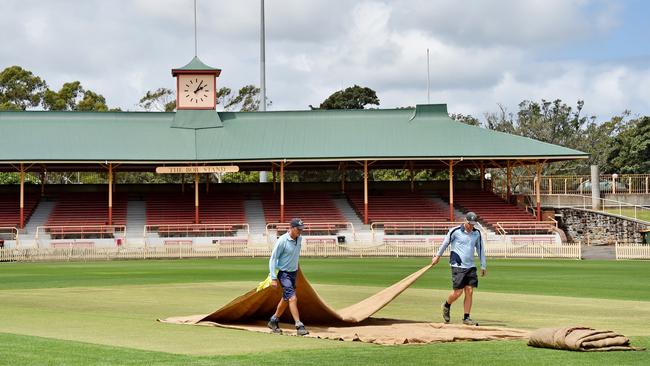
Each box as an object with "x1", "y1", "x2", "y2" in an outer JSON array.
[
  {"x1": 181, "y1": 174, "x2": 185, "y2": 193},
  {"x1": 535, "y1": 162, "x2": 542, "y2": 221},
  {"x1": 449, "y1": 160, "x2": 454, "y2": 222},
  {"x1": 205, "y1": 173, "x2": 210, "y2": 193},
  {"x1": 364, "y1": 160, "x2": 368, "y2": 224},
  {"x1": 280, "y1": 161, "x2": 285, "y2": 222},
  {"x1": 195, "y1": 173, "x2": 200, "y2": 224},
  {"x1": 480, "y1": 163, "x2": 485, "y2": 191},
  {"x1": 108, "y1": 163, "x2": 113, "y2": 226},
  {"x1": 19, "y1": 163, "x2": 25, "y2": 229}
]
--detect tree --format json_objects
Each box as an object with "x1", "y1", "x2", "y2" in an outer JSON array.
[
  {"x1": 217, "y1": 84, "x2": 262, "y2": 111},
  {"x1": 43, "y1": 81, "x2": 84, "y2": 111},
  {"x1": 0, "y1": 65, "x2": 47, "y2": 110},
  {"x1": 314, "y1": 85, "x2": 379, "y2": 110},
  {"x1": 138, "y1": 87, "x2": 176, "y2": 112},
  {"x1": 450, "y1": 113, "x2": 480, "y2": 126},
  {"x1": 607, "y1": 116, "x2": 650, "y2": 174}
]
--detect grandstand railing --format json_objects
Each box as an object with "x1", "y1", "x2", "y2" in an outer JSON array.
[
  {"x1": 144, "y1": 223, "x2": 249, "y2": 238},
  {"x1": 0, "y1": 227, "x2": 19, "y2": 247},
  {"x1": 495, "y1": 220, "x2": 558, "y2": 235},
  {"x1": 540, "y1": 194, "x2": 650, "y2": 222},
  {"x1": 265, "y1": 222, "x2": 355, "y2": 242},
  {"x1": 0, "y1": 242, "x2": 583, "y2": 262},
  {"x1": 370, "y1": 221, "x2": 464, "y2": 242},
  {"x1": 507, "y1": 174, "x2": 650, "y2": 195},
  {"x1": 35, "y1": 225, "x2": 126, "y2": 246},
  {"x1": 615, "y1": 242, "x2": 650, "y2": 260}
]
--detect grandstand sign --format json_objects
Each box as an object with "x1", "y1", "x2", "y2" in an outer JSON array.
[{"x1": 156, "y1": 166, "x2": 239, "y2": 174}]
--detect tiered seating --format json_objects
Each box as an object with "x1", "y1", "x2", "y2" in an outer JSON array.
[
  {"x1": 0, "y1": 193, "x2": 40, "y2": 228},
  {"x1": 346, "y1": 191, "x2": 448, "y2": 223},
  {"x1": 452, "y1": 190, "x2": 537, "y2": 230},
  {"x1": 146, "y1": 192, "x2": 246, "y2": 225},
  {"x1": 261, "y1": 192, "x2": 346, "y2": 224},
  {"x1": 46, "y1": 193, "x2": 127, "y2": 227}
]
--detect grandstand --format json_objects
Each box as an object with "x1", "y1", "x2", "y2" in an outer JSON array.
[
  {"x1": 347, "y1": 191, "x2": 448, "y2": 223},
  {"x1": 0, "y1": 68, "x2": 605, "y2": 249}
]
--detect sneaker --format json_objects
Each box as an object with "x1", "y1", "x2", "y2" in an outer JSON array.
[
  {"x1": 463, "y1": 317, "x2": 478, "y2": 326},
  {"x1": 441, "y1": 303, "x2": 450, "y2": 323},
  {"x1": 268, "y1": 318, "x2": 282, "y2": 334},
  {"x1": 296, "y1": 324, "x2": 309, "y2": 336}
]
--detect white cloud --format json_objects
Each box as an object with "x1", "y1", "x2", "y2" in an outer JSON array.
[{"x1": 0, "y1": 0, "x2": 647, "y2": 120}]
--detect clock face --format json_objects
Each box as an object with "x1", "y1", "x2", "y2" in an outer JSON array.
[{"x1": 177, "y1": 74, "x2": 216, "y2": 109}]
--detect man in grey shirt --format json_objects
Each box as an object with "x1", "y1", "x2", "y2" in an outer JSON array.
[
  {"x1": 431, "y1": 212, "x2": 487, "y2": 326},
  {"x1": 267, "y1": 218, "x2": 309, "y2": 336}
]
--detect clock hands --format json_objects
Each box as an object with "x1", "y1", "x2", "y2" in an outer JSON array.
[{"x1": 194, "y1": 80, "x2": 205, "y2": 94}]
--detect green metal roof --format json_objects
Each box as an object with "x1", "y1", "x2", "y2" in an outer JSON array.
[
  {"x1": 171, "y1": 57, "x2": 221, "y2": 75},
  {"x1": 0, "y1": 105, "x2": 588, "y2": 164}
]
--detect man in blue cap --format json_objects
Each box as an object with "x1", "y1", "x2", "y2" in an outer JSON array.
[
  {"x1": 267, "y1": 218, "x2": 309, "y2": 336},
  {"x1": 431, "y1": 212, "x2": 487, "y2": 326}
]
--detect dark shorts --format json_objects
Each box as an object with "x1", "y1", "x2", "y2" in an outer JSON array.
[
  {"x1": 451, "y1": 267, "x2": 478, "y2": 289},
  {"x1": 278, "y1": 270, "x2": 297, "y2": 301}
]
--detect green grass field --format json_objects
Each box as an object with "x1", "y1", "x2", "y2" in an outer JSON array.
[
  {"x1": 1, "y1": 258, "x2": 648, "y2": 365},
  {"x1": 604, "y1": 208, "x2": 650, "y2": 223}
]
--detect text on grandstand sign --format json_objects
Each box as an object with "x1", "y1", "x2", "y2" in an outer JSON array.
[{"x1": 156, "y1": 166, "x2": 240, "y2": 174}]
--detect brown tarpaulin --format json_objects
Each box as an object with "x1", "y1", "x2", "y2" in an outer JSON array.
[
  {"x1": 160, "y1": 264, "x2": 529, "y2": 345},
  {"x1": 527, "y1": 326, "x2": 645, "y2": 352}
]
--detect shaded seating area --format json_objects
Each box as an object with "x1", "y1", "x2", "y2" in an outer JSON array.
[
  {"x1": 146, "y1": 192, "x2": 246, "y2": 237},
  {"x1": 0, "y1": 193, "x2": 40, "y2": 228},
  {"x1": 45, "y1": 193, "x2": 127, "y2": 239},
  {"x1": 347, "y1": 191, "x2": 449, "y2": 225},
  {"x1": 262, "y1": 192, "x2": 347, "y2": 235},
  {"x1": 453, "y1": 190, "x2": 537, "y2": 230}
]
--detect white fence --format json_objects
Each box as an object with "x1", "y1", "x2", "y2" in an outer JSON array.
[
  {"x1": 0, "y1": 241, "x2": 583, "y2": 262},
  {"x1": 615, "y1": 243, "x2": 650, "y2": 260}
]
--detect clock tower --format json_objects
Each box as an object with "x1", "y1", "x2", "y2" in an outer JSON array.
[{"x1": 172, "y1": 57, "x2": 221, "y2": 110}]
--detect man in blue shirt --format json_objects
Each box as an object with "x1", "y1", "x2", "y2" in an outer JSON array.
[
  {"x1": 431, "y1": 212, "x2": 487, "y2": 326},
  {"x1": 267, "y1": 218, "x2": 309, "y2": 336}
]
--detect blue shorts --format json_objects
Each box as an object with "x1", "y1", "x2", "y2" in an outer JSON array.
[{"x1": 278, "y1": 270, "x2": 297, "y2": 301}]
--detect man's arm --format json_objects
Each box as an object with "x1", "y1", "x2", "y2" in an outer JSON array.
[
  {"x1": 432, "y1": 228, "x2": 453, "y2": 265},
  {"x1": 269, "y1": 239, "x2": 283, "y2": 280},
  {"x1": 476, "y1": 233, "x2": 487, "y2": 276}
]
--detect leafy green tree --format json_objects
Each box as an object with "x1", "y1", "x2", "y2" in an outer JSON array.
[
  {"x1": 450, "y1": 113, "x2": 480, "y2": 126},
  {"x1": 138, "y1": 87, "x2": 176, "y2": 112},
  {"x1": 0, "y1": 65, "x2": 47, "y2": 110},
  {"x1": 43, "y1": 81, "x2": 84, "y2": 110},
  {"x1": 313, "y1": 85, "x2": 379, "y2": 110},
  {"x1": 217, "y1": 84, "x2": 262, "y2": 111},
  {"x1": 607, "y1": 116, "x2": 650, "y2": 174}
]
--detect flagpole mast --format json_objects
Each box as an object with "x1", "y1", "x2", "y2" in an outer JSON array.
[
  {"x1": 259, "y1": 0, "x2": 269, "y2": 183},
  {"x1": 426, "y1": 48, "x2": 430, "y2": 104}
]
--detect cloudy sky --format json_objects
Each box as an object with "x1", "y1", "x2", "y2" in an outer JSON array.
[{"x1": 1, "y1": 0, "x2": 649, "y2": 120}]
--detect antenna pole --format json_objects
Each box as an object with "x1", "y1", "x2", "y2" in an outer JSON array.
[
  {"x1": 426, "y1": 48, "x2": 430, "y2": 104},
  {"x1": 194, "y1": 0, "x2": 198, "y2": 57},
  {"x1": 260, "y1": 0, "x2": 266, "y2": 111}
]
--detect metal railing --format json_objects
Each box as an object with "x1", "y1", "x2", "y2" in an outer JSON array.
[
  {"x1": 370, "y1": 221, "x2": 464, "y2": 242},
  {"x1": 144, "y1": 223, "x2": 249, "y2": 238},
  {"x1": 541, "y1": 194, "x2": 650, "y2": 222},
  {"x1": 507, "y1": 174, "x2": 650, "y2": 195},
  {"x1": 265, "y1": 222, "x2": 356, "y2": 242},
  {"x1": 0, "y1": 242, "x2": 584, "y2": 262},
  {"x1": 35, "y1": 225, "x2": 126, "y2": 247},
  {"x1": 0, "y1": 226, "x2": 19, "y2": 247},
  {"x1": 494, "y1": 220, "x2": 557, "y2": 235}
]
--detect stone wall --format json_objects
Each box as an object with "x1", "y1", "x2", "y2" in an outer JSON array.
[{"x1": 557, "y1": 208, "x2": 648, "y2": 245}]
